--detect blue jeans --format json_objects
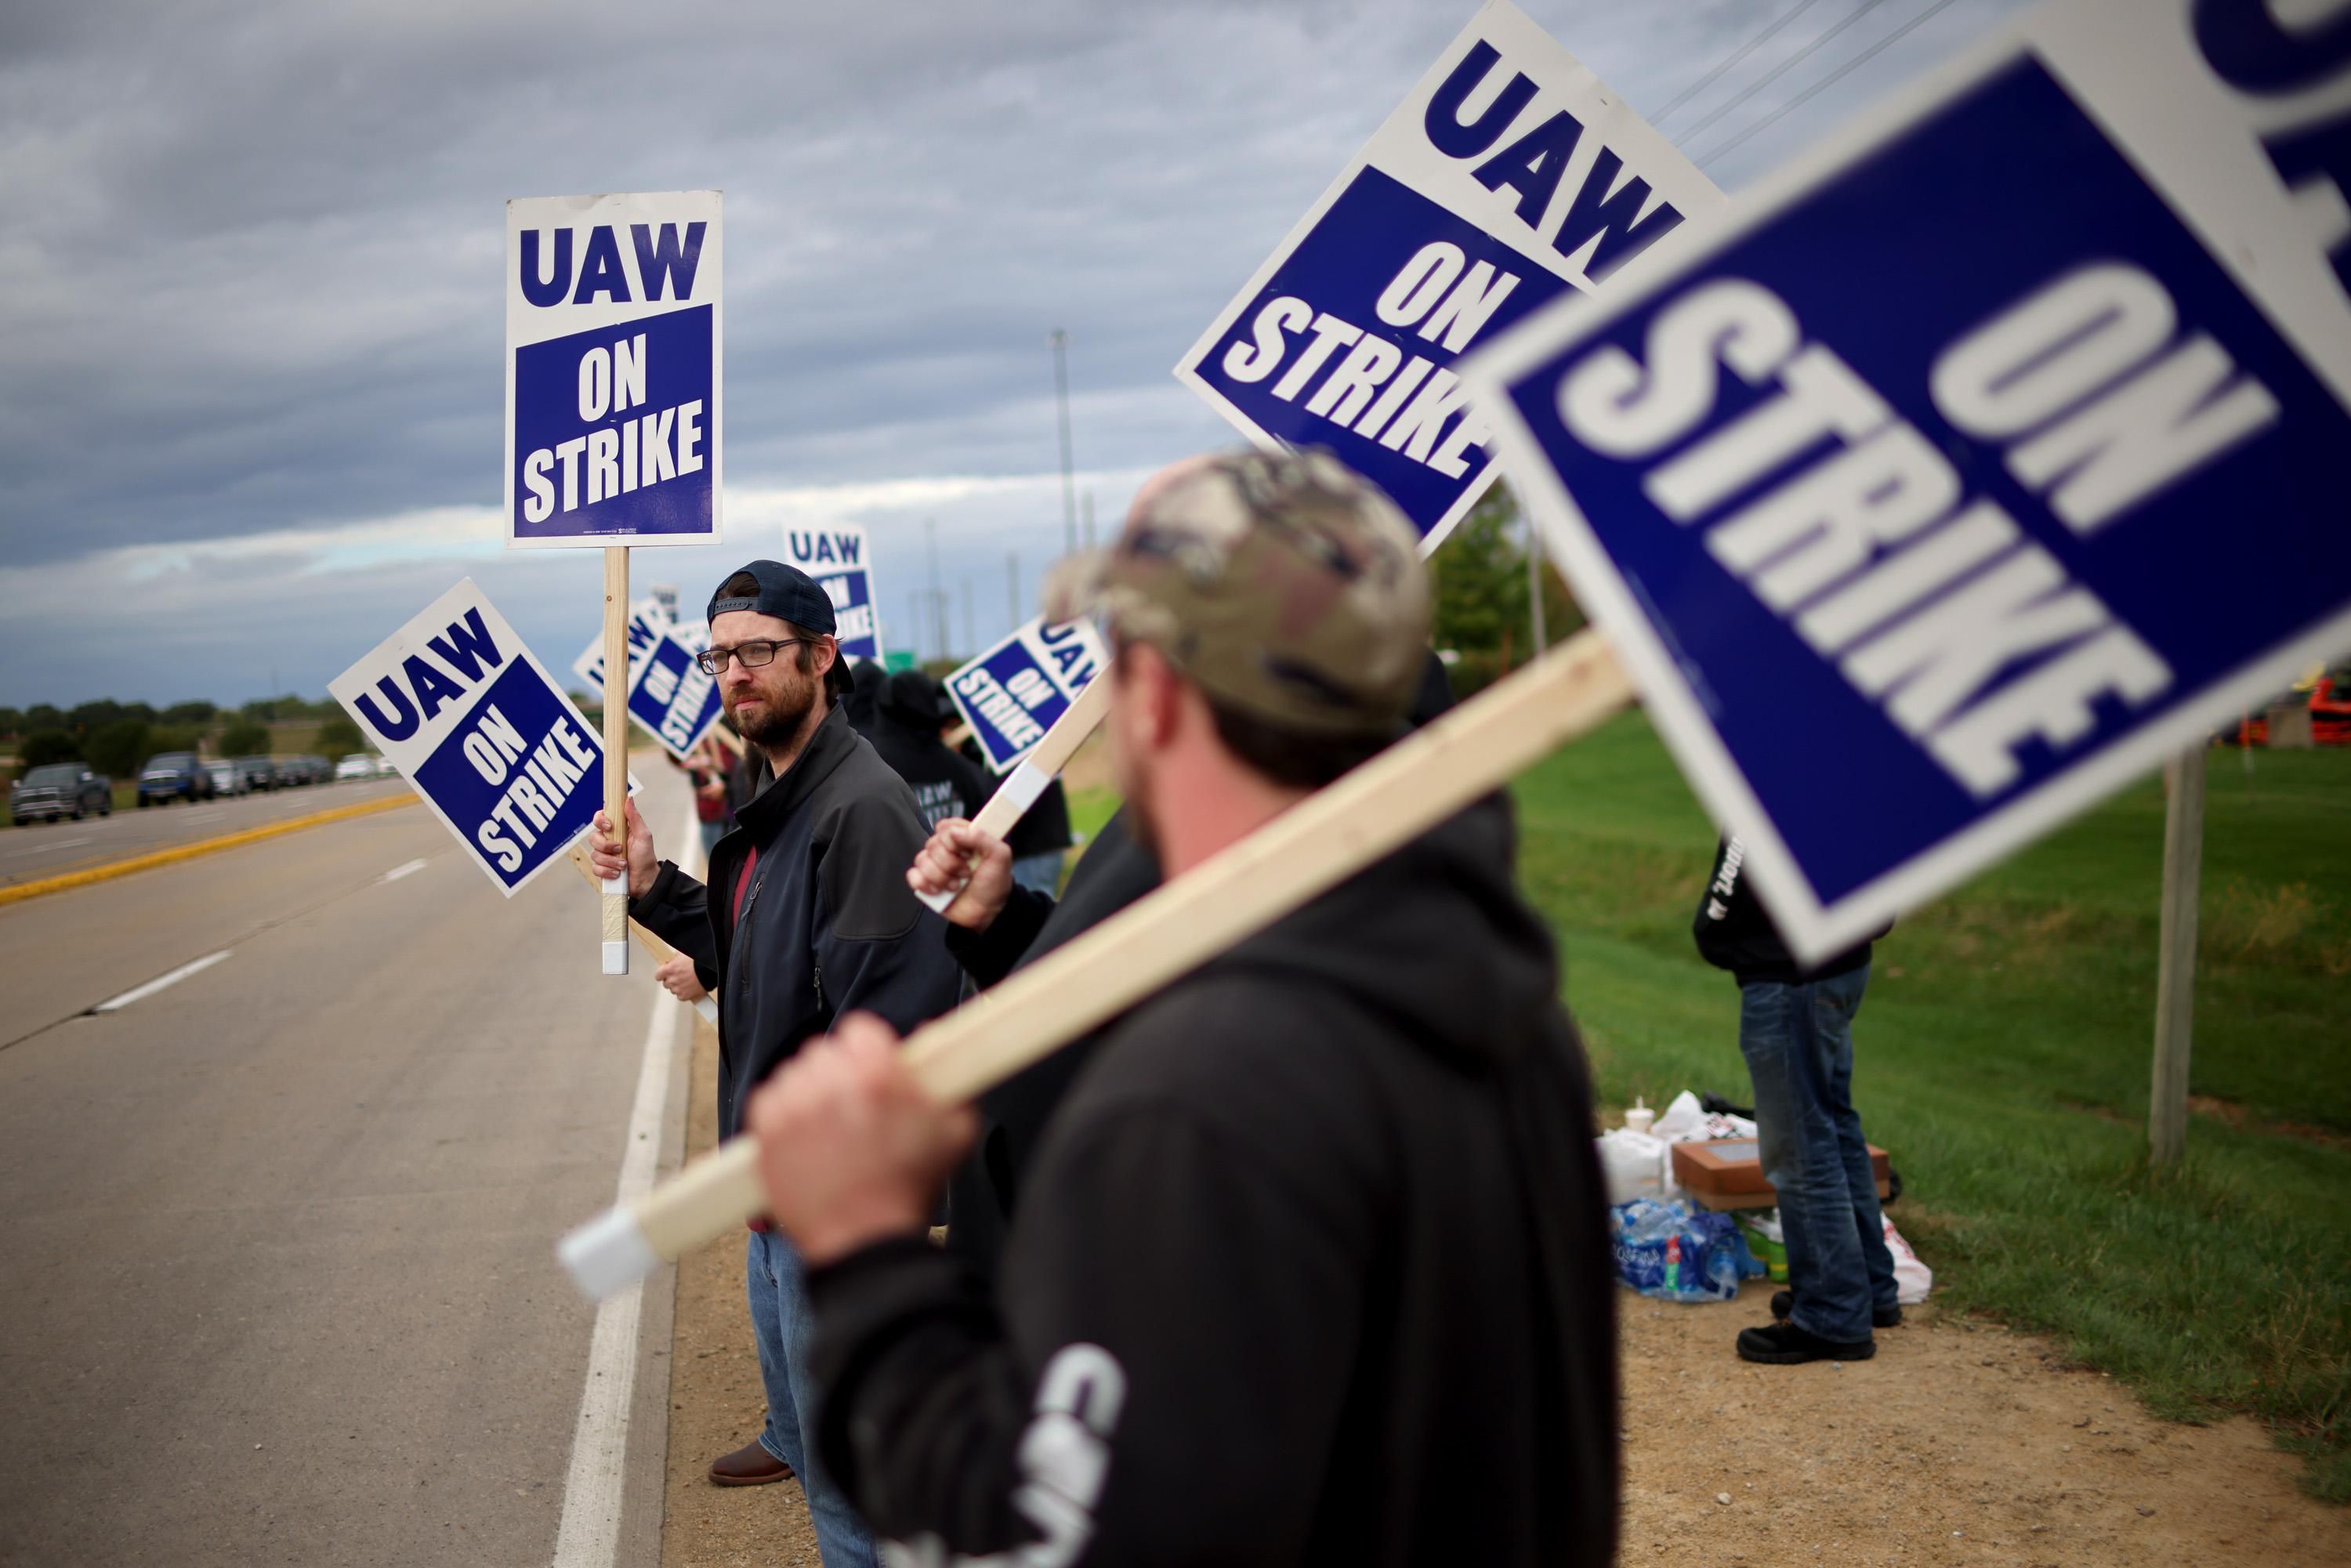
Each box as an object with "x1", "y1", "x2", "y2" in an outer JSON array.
[
  {"x1": 746, "y1": 1229, "x2": 878, "y2": 1568},
  {"x1": 1738, "y1": 965, "x2": 1897, "y2": 1344},
  {"x1": 1009, "y1": 851, "x2": 1063, "y2": 896}
]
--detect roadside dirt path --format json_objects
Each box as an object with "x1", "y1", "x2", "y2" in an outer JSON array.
[
  {"x1": 657, "y1": 1014, "x2": 2339, "y2": 1566},
  {"x1": 1620, "y1": 1286, "x2": 2338, "y2": 1565}
]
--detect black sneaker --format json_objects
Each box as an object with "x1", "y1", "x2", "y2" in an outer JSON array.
[
  {"x1": 1737, "y1": 1320, "x2": 1875, "y2": 1363},
  {"x1": 1770, "y1": 1288, "x2": 1902, "y2": 1329}
]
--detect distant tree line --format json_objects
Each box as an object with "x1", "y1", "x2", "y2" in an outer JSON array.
[
  {"x1": 1429, "y1": 483, "x2": 1583, "y2": 696},
  {"x1": 2, "y1": 695, "x2": 364, "y2": 782}
]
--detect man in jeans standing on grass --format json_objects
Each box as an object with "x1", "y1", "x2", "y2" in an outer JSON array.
[{"x1": 1694, "y1": 835, "x2": 1900, "y2": 1363}]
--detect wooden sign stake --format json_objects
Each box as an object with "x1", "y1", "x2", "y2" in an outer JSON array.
[
  {"x1": 567, "y1": 846, "x2": 717, "y2": 1026},
  {"x1": 561, "y1": 629, "x2": 1636, "y2": 1298},
  {"x1": 916, "y1": 673, "x2": 1113, "y2": 915},
  {"x1": 601, "y1": 547, "x2": 631, "y2": 976}
]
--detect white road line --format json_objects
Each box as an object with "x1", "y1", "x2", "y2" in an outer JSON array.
[
  {"x1": 6, "y1": 837, "x2": 91, "y2": 857},
  {"x1": 183, "y1": 810, "x2": 226, "y2": 824},
  {"x1": 549, "y1": 794, "x2": 701, "y2": 1568},
  {"x1": 92, "y1": 951, "x2": 233, "y2": 1013},
  {"x1": 379, "y1": 857, "x2": 429, "y2": 884}
]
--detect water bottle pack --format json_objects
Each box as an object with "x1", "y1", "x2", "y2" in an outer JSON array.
[{"x1": 1609, "y1": 1198, "x2": 1765, "y2": 1304}]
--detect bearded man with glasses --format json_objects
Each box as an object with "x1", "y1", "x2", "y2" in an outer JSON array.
[{"x1": 590, "y1": 560, "x2": 960, "y2": 1566}]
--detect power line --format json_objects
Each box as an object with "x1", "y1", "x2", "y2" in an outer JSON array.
[
  {"x1": 1694, "y1": 0, "x2": 1966, "y2": 169},
  {"x1": 1674, "y1": 0, "x2": 1899, "y2": 146},
  {"x1": 1651, "y1": 0, "x2": 1828, "y2": 126}
]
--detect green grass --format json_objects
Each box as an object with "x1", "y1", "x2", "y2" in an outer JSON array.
[
  {"x1": 1512, "y1": 712, "x2": 2351, "y2": 1501},
  {"x1": 1068, "y1": 786, "x2": 1121, "y2": 849}
]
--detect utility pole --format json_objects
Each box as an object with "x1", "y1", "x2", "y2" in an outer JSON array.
[
  {"x1": 926, "y1": 518, "x2": 944, "y2": 662},
  {"x1": 1082, "y1": 491, "x2": 1096, "y2": 551},
  {"x1": 1051, "y1": 328, "x2": 1077, "y2": 556},
  {"x1": 962, "y1": 579, "x2": 975, "y2": 660},
  {"x1": 2150, "y1": 745, "x2": 2206, "y2": 1165},
  {"x1": 1525, "y1": 519, "x2": 1549, "y2": 661},
  {"x1": 1008, "y1": 553, "x2": 1022, "y2": 632}
]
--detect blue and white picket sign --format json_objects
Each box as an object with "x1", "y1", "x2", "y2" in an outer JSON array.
[
  {"x1": 1175, "y1": 0, "x2": 1718, "y2": 552},
  {"x1": 944, "y1": 617, "x2": 1110, "y2": 774},
  {"x1": 332, "y1": 580, "x2": 616, "y2": 896},
  {"x1": 571, "y1": 602, "x2": 727, "y2": 763},
  {"x1": 1463, "y1": 0, "x2": 2351, "y2": 963},
  {"x1": 571, "y1": 599, "x2": 672, "y2": 695},
  {"x1": 505, "y1": 190, "x2": 723, "y2": 548},
  {"x1": 783, "y1": 523, "x2": 882, "y2": 660}
]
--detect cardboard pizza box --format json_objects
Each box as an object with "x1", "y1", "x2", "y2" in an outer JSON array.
[{"x1": 1674, "y1": 1139, "x2": 1892, "y2": 1212}]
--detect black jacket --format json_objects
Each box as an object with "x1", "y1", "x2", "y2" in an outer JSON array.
[
  {"x1": 807, "y1": 799, "x2": 1619, "y2": 1567},
  {"x1": 940, "y1": 808, "x2": 1161, "y2": 1276},
  {"x1": 632, "y1": 704, "x2": 964, "y2": 1139},
  {"x1": 1691, "y1": 835, "x2": 1874, "y2": 983}
]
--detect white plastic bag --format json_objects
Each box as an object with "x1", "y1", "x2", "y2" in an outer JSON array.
[
  {"x1": 1882, "y1": 1217, "x2": 1933, "y2": 1305},
  {"x1": 1597, "y1": 1129, "x2": 1666, "y2": 1206},
  {"x1": 1650, "y1": 1090, "x2": 1708, "y2": 1143}
]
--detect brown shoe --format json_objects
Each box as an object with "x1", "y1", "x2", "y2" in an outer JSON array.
[{"x1": 708, "y1": 1439, "x2": 795, "y2": 1487}]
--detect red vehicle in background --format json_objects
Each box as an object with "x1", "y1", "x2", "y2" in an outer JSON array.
[{"x1": 2222, "y1": 670, "x2": 2351, "y2": 748}]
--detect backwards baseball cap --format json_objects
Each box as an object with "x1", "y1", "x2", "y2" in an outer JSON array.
[
  {"x1": 1045, "y1": 447, "x2": 1429, "y2": 737},
  {"x1": 707, "y1": 559, "x2": 836, "y2": 636}
]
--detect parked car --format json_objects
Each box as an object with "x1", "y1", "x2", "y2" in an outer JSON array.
[
  {"x1": 12, "y1": 763, "x2": 112, "y2": 824},
  {"x1": 300, "y1": 754, "x2": 331, "y2": 784},
  {"x1": 375, "y1": 755, "x2": 400, "y2": 777},
  {"x1": 205, "y1": 759, "x2": 247, "y2": 797},
  {"x1": 335, "y1": 753, "x2": 376, "y2": 782},
  {"x1": 275, "y1": 755, "x2": 317, "y2": 787},
  {"x1": 235, "y1": 755, "x2": 278, "y2": 792},
  {"x1": 137, "y1": 751, "x2": 216, "y2": 806}
]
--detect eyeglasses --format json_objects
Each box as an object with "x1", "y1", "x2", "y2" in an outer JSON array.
[{"x1": 695, "y1": 637, "x2": 817, "y2": 675}]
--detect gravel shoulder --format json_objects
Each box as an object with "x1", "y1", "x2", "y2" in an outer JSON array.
[{"x1": 1620, "y1": 1281, "x2": 2342, "y2": 1566}]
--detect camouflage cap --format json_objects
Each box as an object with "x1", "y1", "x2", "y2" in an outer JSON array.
[{"x1": 1045, "y1": 447, "x2": 1430, "y2": 737}]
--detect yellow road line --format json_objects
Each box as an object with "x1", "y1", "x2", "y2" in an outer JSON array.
[{"x1": 0, "y1": 793, "x2": 420, "y2": 908}]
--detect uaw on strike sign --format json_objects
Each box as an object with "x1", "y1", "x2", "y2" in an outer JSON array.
[
  {"x1": 573, "y1": 602, "x2": 726, "y2": 762},
  {"x1": 947, "y1": 618, "x2": 1108, "y2": 774},
  {"x1": 784, "y1": 524, "x2": 883, "y2": 661},
  {"x1": 506, "y1": 190, "x2": 723, "y2": 546},
  {"x1": 333, "y1": 581, "x2": 616, "y2": 896},
  {"x1": 1465, "y1": 0, "x2": 2351, "y2": 964},
  {"x1": 1177, "y1": 0, "x2": 1718, "y2": 552}
]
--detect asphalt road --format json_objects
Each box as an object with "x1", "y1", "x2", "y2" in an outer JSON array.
[
  {"x1": 0, "y1": 766, "x2": 694, "y2": 1567},
  {"x1": 1, "y1": 776, "x2": 412, "y2": 888}
]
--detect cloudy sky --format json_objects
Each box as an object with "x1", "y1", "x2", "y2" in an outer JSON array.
[{"x1": 0, "y1": 0, "x2": 2037, "y2": 708}]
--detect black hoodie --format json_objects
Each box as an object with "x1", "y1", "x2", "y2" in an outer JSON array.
[
  {"x1": 806, "y1": 797, "x2": 1619, "y2": 1567},
  {"x1": 939, "y1": 806, "x2": 1161, "y2": 1277},
  {"x1": 868, "y1": 672, "x2": 993, "y2": 831},
  {"x1": 1691, "y1": 835, "x2": 1875, "y2": 984}
]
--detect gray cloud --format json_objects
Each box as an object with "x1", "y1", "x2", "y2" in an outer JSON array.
[{"x1": 0, "y1": 0, "x2": 2032, "y2": 704}]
